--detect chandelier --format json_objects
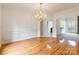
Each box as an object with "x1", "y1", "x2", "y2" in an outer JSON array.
[{"x1": 35, "y1": 3, "x2": 47, "y2": 21}]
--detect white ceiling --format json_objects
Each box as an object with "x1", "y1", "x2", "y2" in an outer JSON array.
[
  {"x1": 2, "y1": 3, "x2": 79, "y2": 16},
  {"x1": 44, "y1": 3, "x2": 79, "y2": 13}
]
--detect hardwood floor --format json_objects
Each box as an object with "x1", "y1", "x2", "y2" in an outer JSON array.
[{"x1": 1, "y1": 37, "x2": 79, "y2": 55}]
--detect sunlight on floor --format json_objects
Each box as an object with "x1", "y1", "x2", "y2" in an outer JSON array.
[
  {"x1": 47, "y1": 44, "x2": 52, "y2": 49},
  {"x1": 68, "y1": 40, "x2": 76, "y2": 47}
]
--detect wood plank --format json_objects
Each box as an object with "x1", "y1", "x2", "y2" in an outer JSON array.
[{"x1": 1, "y1": 37, "x2": 79, "y2": 55}]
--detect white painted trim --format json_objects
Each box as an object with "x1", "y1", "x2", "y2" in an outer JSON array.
[{"x1": 2, "y1": 36, "x2": 40, "y2": 45}]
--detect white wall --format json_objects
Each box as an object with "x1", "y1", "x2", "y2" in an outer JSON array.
[
  {"x1": 0, "y1": 4, "x2": 2, "y2": 46},
  {"x1": 2, "y1": 4, "x2": 40, "y2": 44}
]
